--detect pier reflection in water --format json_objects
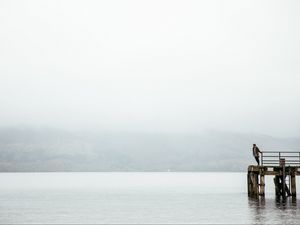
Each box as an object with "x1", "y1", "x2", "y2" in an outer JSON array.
[{"x1": 248, "y1": 196, "x2": 299, "y2": 224}]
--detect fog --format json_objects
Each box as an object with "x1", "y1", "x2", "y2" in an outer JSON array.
[
  {"x1": 1, "y1": 1, "x2": 300, "y2": 172},
  {"x1": 0, "y1": 0, "x2": 299, "y2": 137}
]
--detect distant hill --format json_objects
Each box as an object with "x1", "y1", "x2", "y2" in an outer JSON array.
[{"x1": 0, "y1": 127, "x2": 299, "y2": 172}]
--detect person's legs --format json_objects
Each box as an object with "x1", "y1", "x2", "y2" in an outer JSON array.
[{"x1": 255, "y1": 156, "x2": 260, "y2": 165}]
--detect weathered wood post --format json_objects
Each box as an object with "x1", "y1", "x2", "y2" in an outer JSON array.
[
  {"x1": 274, "y1": 175, "x2": 280, "y2": 197},
  {"x1": 280, "y1": 158, "x2": 286, "y2": 202},
  {"x1": 290, "y1": 167, "x2": 296, "y2": 198},
  {"x1": 253, "y1": 173, "x2": 259, "y2": 196},
  {"x1": 259, "y1": 167, "x2": 265, "y2": 196},
  {"x1": 247, "y1": 172, "x2": 251, "y2": 196},
  {"x1": 248, "y1": 166, "x2": 259, "y2": 197}
]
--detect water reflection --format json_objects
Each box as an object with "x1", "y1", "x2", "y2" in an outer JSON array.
[{"x1": 248, "y1": 196, "x2": 299, "y2": 224}]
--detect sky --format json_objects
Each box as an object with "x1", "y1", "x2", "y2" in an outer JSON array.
[{"x1": 0, "y1": 0, "x2": 299, "y2": 137}]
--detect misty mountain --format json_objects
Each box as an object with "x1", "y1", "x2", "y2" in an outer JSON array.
[{"x1": 0, "y1": 127, "x2": 299, "y2": 172}]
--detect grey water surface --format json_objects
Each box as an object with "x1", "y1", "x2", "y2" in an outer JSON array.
[{"x1": 0, "y1": 172, "x2": 299, "y2": 224}]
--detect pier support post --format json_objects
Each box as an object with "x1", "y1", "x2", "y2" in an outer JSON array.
[
  {"x1": 291, "y1": 174, "x2": 296, "y2": 197},
  {"x1": 247, "y1": 172, "x2": 250, "y2": 196},
  {"x1": 259, "y1": 167, "x2": 266, "y2": 196},
  {"x1": 259, "y1": 174, "x2": 265, "y2": 196},
  {"x1": 274, "y1": 175, "x2": 281, "y2": 197},
  {"x1": 248, "y1": 166, "x2": 259, "y2": 197},
  {"x1": 280, "y1": 158, "x2": 287, "y2": 202},
  {"x1": 253, "y1": 173, "x2": 259, "y2": 196}
]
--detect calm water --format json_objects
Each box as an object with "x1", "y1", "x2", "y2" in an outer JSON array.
[{"x1": 0, "y1": 172, "x2": 299, "y2": 224}]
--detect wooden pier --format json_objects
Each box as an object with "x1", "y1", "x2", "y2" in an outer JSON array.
[{"x1": 247, "y1": 151, "x2": 300, "y2": 201}]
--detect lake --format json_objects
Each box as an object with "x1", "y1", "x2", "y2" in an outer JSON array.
[{"x1": 0, "y1": 172, "x2": 299, "y2": 224}]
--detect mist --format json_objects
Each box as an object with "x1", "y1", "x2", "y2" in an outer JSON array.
[
  {"x1": 0, "y1": 1, "x2": 300, "y2": 171},
  {"x1": 1, "y1": 0, "x2": 299, "y2": 137}
]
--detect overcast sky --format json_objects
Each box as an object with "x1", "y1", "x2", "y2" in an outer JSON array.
[{"x1": 0, "y1": 0, "x2": 299, "y2": 137}]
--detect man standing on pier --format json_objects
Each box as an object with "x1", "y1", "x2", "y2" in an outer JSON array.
[{"x1": 252, "y1": 144, "x2": 262, "y2": 165}]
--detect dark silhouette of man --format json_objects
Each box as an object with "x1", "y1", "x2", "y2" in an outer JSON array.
[{"x1": 252, "y1": 144, "x2": 262, "y2": 165}]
